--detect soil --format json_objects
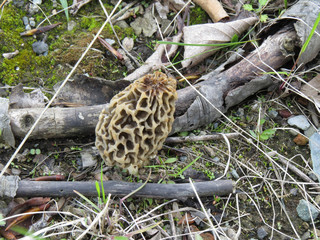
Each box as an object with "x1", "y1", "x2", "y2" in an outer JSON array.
[{"x1": 0, "y1": 0, "x2": 319, "y2": 240}]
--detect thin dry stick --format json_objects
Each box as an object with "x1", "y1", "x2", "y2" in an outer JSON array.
[
  {"x1": 75, "y1": 193, "x2": 111, "y2": 240},
  {"x1": 0, "y1": 0, "x2": 123, "y2": 178},
  {"x1": 0, "y1": 0, "x2": 7, "y2": 9},
  {"x1": 165, "y1": 132, "x2": 240, "y2": 143}
]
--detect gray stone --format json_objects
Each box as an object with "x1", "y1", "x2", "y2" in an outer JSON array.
[
  {"x1": 288, "y1": 128, "x2": 300, "y2": 136},
  {"x1": 268, "y1": 109, "x2": 278, "y2": 119},
  {"x1": 29, "y1": 17, "x2": 35, "y2": 27},
  {"x1": 308, "y1": 171, "x2": 318, "y2": 182},
  {"x1": 22, "y1": 16, "x2": 29, "y2": 26},
  {"x1": 52, "y1": 0, "x2": 57, "y2": 8},
  {"x1": 290, "y1": 188, "x2": 298, "y2": 196},
  {"x1": 81, "y1": 151, "x2": 97, "y2": 168},
  {"x1": 104, "y1": 38, "x2": 115, "y2": 46},
  {"x1": 304, "y1": 126, "x2": 317, "y2": 138},
  {"x1": 230, "y1": 169, "x2": 239, "y2": 179},
  {"x1": 296, "y1": 199, "x2": 320, "y2": 221},
  {"x1": 12, "y1": 0, "x2": 25, "y2": 7},
  {"x1": 309, "y1": 132, "x2": 320, "y2": 182},
  {"x1": 288, "y1": 115, "x2": 310, "y2": 130},
  {"x1": 32, "y1": 41, "x2": 48, "y2": 55},
  {"x1": 67, "y1": 20, "x2": 77, "y2": 31},
  {"x1": 25, "y1": 24, "x2": 31, "y2": 31},
  {"x1": 257, "y1": 226, "x2": 268, "y2": 239},
  {"x1": 33, "y1": 0, "x2": 42, "y2": 5},
  {"x1": 301, "y1": 231, "x2": 311, "y2": 240},
  {"x1": 116, "y1": 20, "x2": 130, "y2": 29}
]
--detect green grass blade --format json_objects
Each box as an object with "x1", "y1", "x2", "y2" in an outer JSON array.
[
  {"x1": 59, "y1": 0, "x2": 69, "y2": 22},
  {"x1": 300, "y1": 11, "x2": 320, "y2": 54}
]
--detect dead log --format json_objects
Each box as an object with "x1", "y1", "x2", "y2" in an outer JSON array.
[
  {"x1": 15, "y1": 179, "x2": 234, "y2": 199},
  {"x1": 8, "y1": 26, "x2": 299, "y2": 139},
  {"x1": 172, "y1": 25, "x2": 298, "y2": 133},
  {"x1": 9, "y1": 104, "x2": 107, "y2": 139}
]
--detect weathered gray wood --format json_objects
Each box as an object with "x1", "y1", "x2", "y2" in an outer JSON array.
[
  {"x1": 9, "y1": 104, "x2": 107, "y2": 139},
  {"x1": 172, "y1": 26, "x2": 298, "y2": 133},
  {"x1": 16, "y1": 180, "x2": 234, "y2": 199},
  {"x1": 8, "y1": 26, "x2": 299, "y2": 139}
]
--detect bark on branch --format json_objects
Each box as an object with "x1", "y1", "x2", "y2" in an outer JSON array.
[{"x1": 8, "y1": 26, "x2": 298, "y2": 139}]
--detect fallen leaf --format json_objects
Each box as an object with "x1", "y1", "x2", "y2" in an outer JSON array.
[
  {"x1": 182, "y1": 17, "x2": 258, "y2": 68},
  {"x1": 193, "y1": 0, "x2": 229, "y2": 22},
  {"x1": 300, "y1": 74, "x2": 320, "y2": 113}
]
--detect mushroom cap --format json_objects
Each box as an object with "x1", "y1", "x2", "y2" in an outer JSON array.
[{"x1": 95, "y1": 72, "x2": 177, "y2": 174}]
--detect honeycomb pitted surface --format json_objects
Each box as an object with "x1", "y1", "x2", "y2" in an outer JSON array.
[{"x1": 95, "y1": 72, "x2": 177, "y2": 174}]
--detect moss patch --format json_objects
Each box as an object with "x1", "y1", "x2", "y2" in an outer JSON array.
[{"x1": 190, "y1": 6, "x2": 209, "y2": 25}]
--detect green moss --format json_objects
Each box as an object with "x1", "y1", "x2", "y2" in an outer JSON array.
[
  {"x1": 80, "y1": 16, "x2": 102, "y2": 31},
  {"x1": 190, "y1": 6, "x2": 208, "y2": 25}
]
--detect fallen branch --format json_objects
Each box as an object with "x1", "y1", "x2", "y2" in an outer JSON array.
[
  {"x1": 15, "y1": 180, "x2": 234, "y2": 199},
  {"x1": 8, "y1": 26, "x2": 299, "y2": 139},
  {"x1": 165, "y1": 133, "x2": 240, "y2": 143}
]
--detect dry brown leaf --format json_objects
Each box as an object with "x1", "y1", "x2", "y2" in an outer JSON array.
[
  {"x1": 300, "y1": 74, "x2": 320, "y2": 113},
  {"x1": 182, "y1": 17, "x2": 258, "y2": 68},
  {"x1": 193, "y1": 0, "x2": 229, "y2": 22}
]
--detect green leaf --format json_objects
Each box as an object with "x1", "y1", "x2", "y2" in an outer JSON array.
[
  {"x1": 195, "y1": 234, "x2": 204, "y2": 240},
  {"x1": 300, "y1": 11, "x2": 320, "y2": 54},
  {"x1": 243, "y1": 4, "x2": 253, "y2": 11},
  {"x1": 30, "y1": 149, "x2": 35, "y2": 155},
  {"x1": 59, "y1": 0, "x2": 69, "y2": 22},
  {"x1": 95, "y1": 181, "x2": 101, "y2": 199},
  {"x1": 260, "y1": 14, "x2": 268, "y2": 23},
  {"x1": 259, "y1": 0, "x2": 268, "y2": 7},
  {"x1": 231, "y1": 34, "x2": 239, "y2": 43},
  {"x1": 260, "y1": 129, "x2": 276, "y2": 141},
  {"x1": 35, "y1": 149, "x2": 41, "y2": 155},
  {"x1": 249, "y1": 130, "x2": 257, "y2": 138},
  {"x1": 165, "y1": 157, "x2": 177, "y2": 164},
  {"x1": 260, "y1": 118, "x2": 266, "y2": 125},
  {"x1": 114, "y1": 237, "x2": 128, "y2": 240},
  {"x1": 178, "y1": 131, "x2": 189, "y2": 137}
]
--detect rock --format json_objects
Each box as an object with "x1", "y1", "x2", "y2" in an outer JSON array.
[
  {"x1": 288, "y1": 115, "x2": 310, "y2": 130},
  {"x1": 293, "y1": 134, "x2": 309, "y2": 145},
  {"x1": 296, "y1": 199, "x2": 320, "y2": 221},
  {"x1": 278, "y1": 109, "x2": 292, "y2": 118},
  {"x1": 12, "y1": 0, "x2": 25, "y2": 7},
  {"x1": 290, "y1": 188, "x2": 298, "y2": 196},
  {"x1": 52, "y1": 0, "x2": 57, "y2": 8},
  {"x1": 230, "y1": 169, "x2": 239, "y2": 179},
  {"x1": 32, "y1": 41, "x2": 49, "y2": 55},
  {"x1": 29, "y1": 17, "x2": 35, "y2": 27},
  {"x1": 301, "y1": 231, "x2": 311, "y2": 240},
  {"x1": 288, "y1": 128, "x2": 300, "y2": 136},
  {"x1": 257, "y1": 226, "x2": 268, "y2": 239},
  {"x1": 309, "y1": 132, "x2": 320, "y2": 182},
  {"x1": 33, "y1": 0, "x2": 42, "y2": 5},
  {"x1": 22, "y1": 16, "x2": 29, "y2": 26},
  {"x1": 67, "y1": 20, "x2": 77, "y2": 31},
  {"x1": 25, "y1": 24, "x2": 31, "y2": 31},
  {"x1": 308, "y1": 171, "x2": 319, "y2": 182},
  {"x1": 268, "y1": 109, "x2": 278, "y2": 119},
  {"x1": 304, "y1": 126, "x2": 317, "y2": 138},
  {"x1": 80, "y1": 150, "x2": 97, "y2": 168},
  {"x1": 122, "y1": 37, "x2": 134, "y2": 51},
  {"x1": 104, "y1": 38, "x2": 115, "y2": 46},
  {"x1": 116, "y1": 20, "x2": 130, "y2": 29}
]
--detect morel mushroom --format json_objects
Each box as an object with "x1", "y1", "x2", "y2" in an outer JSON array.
[{"x1": 95, "y1": 72, "x2": 177, "y2": 174}]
